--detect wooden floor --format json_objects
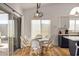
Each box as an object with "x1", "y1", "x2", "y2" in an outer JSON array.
[{"x1": 14, "y1": 46, "x2": 70, "y2": 56}]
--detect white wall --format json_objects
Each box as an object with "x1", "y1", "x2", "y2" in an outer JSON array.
[{"x1": 22, "y1": 3, "x2": 79, "y2": 45}]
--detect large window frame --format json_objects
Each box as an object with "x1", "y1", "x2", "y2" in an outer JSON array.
[
  {"x1": 31, "y1": 20, "x2": 51, "y2": 39},
  {"x1": 69, "y1": 19, "x2": 79, "y2": 32}
]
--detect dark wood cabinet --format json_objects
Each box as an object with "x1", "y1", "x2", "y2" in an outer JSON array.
[{"x1": 58, "y1": 35, "x2": 69, "y2": 48}]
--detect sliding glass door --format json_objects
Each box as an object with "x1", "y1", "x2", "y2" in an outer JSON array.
[
  {"x1": 8, "y1": 15, "x2": 21, "y2": 55},
  {"x1": 0, "y1": 10, "x2": 9, "y2": 56},
  {"x1": 0, "y1": 4, "x2": 21, "y2": 56},
  {"x1": 13, "y1": 17, "x2": 21, "y2": 51}
]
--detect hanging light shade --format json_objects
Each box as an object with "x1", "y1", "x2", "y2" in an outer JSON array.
[
  {"x1": 34, "y1": 10, "x2": 43, "y2": 17},
  {"x1": 34, "y1": 3, "x2": 43, "y2": 18}
]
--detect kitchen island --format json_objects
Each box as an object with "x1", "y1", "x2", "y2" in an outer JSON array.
[
  {"x1": 64, "y1": 36, "x2": 79, "y2": 56},
  {"x1": 58, "y1": 34, "x2": 79, "y2": 48}
]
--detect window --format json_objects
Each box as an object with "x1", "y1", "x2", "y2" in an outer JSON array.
[
  {"x1": 0, "y1": 14, "x2": 8, "y2": 24},
  {"x1": 69, "y1": 7, "x2": 79, "y2": 32},
  {"x1": 69, "y1": 19, "x2": 79, "y2": 32},
  {"x1": 31, "y1": 20, "x2": 50, "y2": 39},
  {"x1": 69, "y1": 20, "x2": 75, "y2": 31},
  {"x1": 41, "y1": 20, "x2": 50, "y2": 38},
  {"x1": 31, "y1": 20, "x2": 41, "y2": 39},
  {"x1": 75, "y1": 20, "x2": 79, "y2": 31}
]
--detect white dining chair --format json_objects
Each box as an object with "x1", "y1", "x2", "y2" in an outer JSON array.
[
  {"x1": 31, "y1": 39, "x2": 41, "y2": 55},
  {"x1": 75, "y1": 42, "x2": 79, "y2": 56},
  {"x1": 42, "y1": 38, "x2": 53, "y2": 46},
  {"x1": 41, "y1": 38, "x2": 53, "y2": 53}
]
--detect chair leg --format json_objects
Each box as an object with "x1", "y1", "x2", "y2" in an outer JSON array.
[{"x1": 75, "y1": 47, "x2": 78, "y2": 56}]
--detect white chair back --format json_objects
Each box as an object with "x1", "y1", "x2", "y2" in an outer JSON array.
[{"x1": 31, "y1": 39, "x2": 41, "y2": 51}]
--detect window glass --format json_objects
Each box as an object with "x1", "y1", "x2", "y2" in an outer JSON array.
[
  {"x1": 31, "y1": 20, "x2": 41, "y2": 39},
  {"x1": 69, "y1": 19, "x2": 79, "y2": 32},
  {"x1": 31, "y1": 20, "x2": 50, "y2": 39},
  {"x1": 0, "y1": 14, "x2": 8, "y2": 24}
]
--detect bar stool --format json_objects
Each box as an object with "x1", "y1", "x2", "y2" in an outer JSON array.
[{"x1": 75, "y1": 42, "x2": 79, "y2": 56}]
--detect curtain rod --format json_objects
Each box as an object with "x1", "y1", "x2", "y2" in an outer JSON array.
[{"x1": 3, "y1": 3, "x2": 22, "y2": 16}]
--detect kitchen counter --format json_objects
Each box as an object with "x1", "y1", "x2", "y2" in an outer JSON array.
[
  {"x1": 58, "y1": 34, "x2": 79, "y2": 36},
  {"x1": 64, "y1": 36, "x2": 79, "y2": 41},
  {"x1": 63, "y1": 36, "x2": 79, "y2": 56}
]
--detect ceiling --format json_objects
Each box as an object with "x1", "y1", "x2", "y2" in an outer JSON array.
[
  {"x1": 6, "y1": 3, "x2": 79, "y2": 16},
  {"x1": 7, "y1": 3, "x2": 79, "y2": 10},
  {"x1": 7, "y1": 3, "x2": 49, "y2": 10}
]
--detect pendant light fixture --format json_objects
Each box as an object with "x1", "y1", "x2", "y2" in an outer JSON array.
[
  {"x1": 34, "y1": 3, "x2": 43, "y2": 18},
  {"x1": 74, "y1": 11, "x2": 79, "y2": 16}
]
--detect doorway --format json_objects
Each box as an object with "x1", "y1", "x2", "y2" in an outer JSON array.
[{"x1": 0, "y1": 10, "x2": 9, "y2": 56}]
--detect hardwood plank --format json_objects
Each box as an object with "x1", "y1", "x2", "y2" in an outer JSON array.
[{"x1": 14, "y1": 46, "x2": 70, "y2": 56}]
